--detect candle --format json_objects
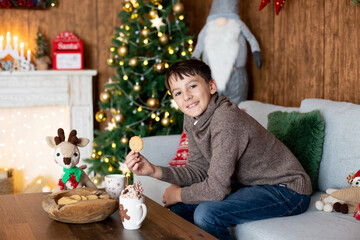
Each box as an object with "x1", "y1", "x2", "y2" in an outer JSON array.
[
  {"x1": 0, "y1": 36, "x2": 3, "y2": 51},
  {"x1": 13, "y1": 36, "x2": 18, "y2": 51},
  {"x1": 6, "y1": 32, "x2": 10, "y2": 46},
  {"x1": 27, "y1": 49, "x2": 31, "y2": 62},
  {"x1": 20, "y1": 42, "x2": 24, "y2": 57}
]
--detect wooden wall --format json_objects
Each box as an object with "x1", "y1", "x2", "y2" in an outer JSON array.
[
  {"x1": 1, "y1": 0, "x2": 359, "y2": 128},
  {"x1": 239, "y1": 0, "x2": 360, "y2": 106}
]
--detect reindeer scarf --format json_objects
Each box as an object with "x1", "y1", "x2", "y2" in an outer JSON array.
[{"x1": 59, "y1": 166, "x2": 82, "y2": 190}]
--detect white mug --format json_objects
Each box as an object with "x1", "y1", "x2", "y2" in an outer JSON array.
[
  {"x1": 119, "y1": 196, "x2": 147, "y2": 230},
  {"x1": 105, "y1": 174, "x2": 125, "y2": 200}
]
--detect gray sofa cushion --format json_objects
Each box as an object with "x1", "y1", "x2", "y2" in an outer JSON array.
[
  {"x1": 238, "y1": 100, "x2": 299, "y2": 128},
  {"x1": 301, "y1": 99, "x2": 360, "y2": 192},
  {"x1": 233, "y1": 192, "x2": 360, "y2": 240}
]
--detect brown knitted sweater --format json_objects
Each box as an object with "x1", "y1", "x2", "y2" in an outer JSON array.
[{"x1": 160, "y1": 94, "x2": 312, "y2": 204}]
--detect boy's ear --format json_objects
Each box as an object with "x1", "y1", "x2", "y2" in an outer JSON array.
[{"x1": 209, "y1": 79, "x2": 217, "y2": 94}]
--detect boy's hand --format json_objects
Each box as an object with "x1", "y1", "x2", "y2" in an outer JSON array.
[
  {"x1": 163, "y1": 184, "x2": 182, "y2": 207},
  {"x1": 125, "y1": 151, "x2": 162, "y2": 178}
]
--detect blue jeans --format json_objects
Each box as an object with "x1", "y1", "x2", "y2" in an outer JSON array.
[{"x1": 169, "y1": 185, "x2": 310, "y2": 240}]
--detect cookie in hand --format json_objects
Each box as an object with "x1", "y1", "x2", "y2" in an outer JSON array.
[{"x1": 129, "y1": 136, "x2": 143, "y2": 152}]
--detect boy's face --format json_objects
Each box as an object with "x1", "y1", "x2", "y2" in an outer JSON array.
[{"x1": 169, "y1": 74, "x2": 217, "y2": 118}]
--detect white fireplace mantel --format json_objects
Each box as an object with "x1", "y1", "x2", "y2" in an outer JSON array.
[{"x1": 0, "y1": 70, "x2": 97, "y2": 162}]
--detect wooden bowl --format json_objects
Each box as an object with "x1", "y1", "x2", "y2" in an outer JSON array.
[{"x1": 42, "y1": 187, "x2": 118, "y2": 224}]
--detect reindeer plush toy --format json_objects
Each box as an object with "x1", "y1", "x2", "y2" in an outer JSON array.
[{"x1": 46, "y1": 128, "x2": 97, "y2": 192}]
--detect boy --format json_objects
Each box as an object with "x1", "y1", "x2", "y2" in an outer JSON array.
[{"x1": 125, "y1": 59, "x2": 312, "y2": 239}]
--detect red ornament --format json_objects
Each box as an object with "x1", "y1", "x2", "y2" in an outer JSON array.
[
  {"x1": 259, "y1": 0, "x2": 271, "y2": 11},
  {"x1": 275, "y1": 0, "x2": 286, "y2": 15},
  {"x1": 259, "y1": 0, "x2": 287, "y2": 16}
]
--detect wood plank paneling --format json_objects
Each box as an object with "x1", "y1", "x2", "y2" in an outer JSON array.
[
  {"x1": 73, "y1": 0, "x2": 98, "y2": 70},
  {"x1": 306, "y1": 0, "x2": 324, "y2": 101},
  {"x1": 274, "y1": 1, "x2": 287, "y2": 106},
  {"x1": 357, "y1": 4, "x2": 360, "y2": 104},
  {"x1": 182, "y1": 0, "x2": 211, "y2": 38},
  {"x1": 324, "y1": 0, "x2": 340, "y2": 101},
  {"x1": 240, "y1": 0, "x2": 274, "y2": 103},
  {"x1": 1, "y1": 0, "x2": 360, "y2": 130},
  {"x1": 338, "y1": 1, "x2": 358, "y2": 103}
]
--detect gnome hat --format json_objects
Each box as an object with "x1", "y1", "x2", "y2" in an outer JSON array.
[
  {"x1": 353, "y1": 170, "x2": 360, "y2": 183},
  {"x1": 207, "y1": 0, "x2": 240, "y2": 23},
  {"x1": 348, "y1": 170, "x2": 360, "y2": 186}
]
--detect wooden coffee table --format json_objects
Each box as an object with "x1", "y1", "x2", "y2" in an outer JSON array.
[{"x1": 0, "y1": 192, "x2": 217, "y2": 239}]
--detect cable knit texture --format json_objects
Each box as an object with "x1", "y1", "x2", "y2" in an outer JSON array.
[{"x1": 160, "y1": 94, "x2": 312, "y2": 204}]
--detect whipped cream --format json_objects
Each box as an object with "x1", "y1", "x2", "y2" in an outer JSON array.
[{"x1": 120, "y1": 181, "x2": 144, "y2": 199}]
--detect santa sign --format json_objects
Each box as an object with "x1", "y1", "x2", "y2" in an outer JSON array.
[{"x1": 52, "y1": 32, "x2": 83, "y2": 70}]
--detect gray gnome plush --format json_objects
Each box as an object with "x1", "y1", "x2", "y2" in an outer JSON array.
[{"x1": 192, "y1": 0, "x2": 262, "y2": 104}]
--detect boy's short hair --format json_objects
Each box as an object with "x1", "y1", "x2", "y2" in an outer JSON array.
[{"x1": 165, "y1": 59, "x2": 212, "y2": 91}]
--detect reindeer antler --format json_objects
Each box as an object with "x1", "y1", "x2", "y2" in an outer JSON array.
[
  {"x1": 54, "y1": 128, "x2": 65, "y2": 145},
  {"x1": 68, "y1": 130, "x2": 79, "y2": 145}
]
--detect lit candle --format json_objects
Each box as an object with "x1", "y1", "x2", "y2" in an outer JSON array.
[
  {"x1": 20, "y1": 42, "x2": 24, "y2": 57},
  {"x1": 0, "y1": 36, "x2": 3, "y2": 51},
  {"x1": 6, "y1": 32, "x2": 10, "y2": 46},
  {"x1": 13, "y1": 36, "x2": 18, "y2": 51},
  {"x1": 27, "y1": 49, "x2": 31, "y2": 62}
]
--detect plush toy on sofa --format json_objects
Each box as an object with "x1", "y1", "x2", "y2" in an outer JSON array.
[
  {"x1": 315, "y1": 188, "x2": 346, "y2": 213},
  {"x1": 192, "y1": 0, "x2": 262, "y2": 104},
  {"x1": 46, "y1": 128, "x2": 97, "y2": 192},
  {"x1": 315, "y1": 170, "x2": 360, "y2": 214}
]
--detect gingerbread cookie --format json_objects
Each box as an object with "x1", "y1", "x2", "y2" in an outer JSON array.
[{"x1": 129, "y1": 136, "x2": 143, "y2": 152}]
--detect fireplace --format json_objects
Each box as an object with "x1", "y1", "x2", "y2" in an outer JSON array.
[{"x1": 0, "y1": 70, "x2": 96, "y2": 193}]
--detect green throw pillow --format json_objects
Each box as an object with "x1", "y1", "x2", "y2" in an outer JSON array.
[{"x1": 267, "y1": 110, "x2": 325, "y2": 193}]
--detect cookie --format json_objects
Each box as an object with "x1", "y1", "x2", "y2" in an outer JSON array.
[
  {"x1": 129, "y1": 136, "x2": 143, "y2": 152},
  {"x1": 70, "y1": 195, "x2": 82, "y2": 201},
  {"x1": 86, "y1": 195, "x2": 99, "y2": 200},
  {"x1": 58, "y1": 196, "x2": 79, "y2": 205},
  {"x1": 99, "y1": 195, "x2": 110, "y2": 199}
]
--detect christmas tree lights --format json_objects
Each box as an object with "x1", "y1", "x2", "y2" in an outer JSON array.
[{"x1": 84, "y1": 0, "x2": 193, "y2": 182}]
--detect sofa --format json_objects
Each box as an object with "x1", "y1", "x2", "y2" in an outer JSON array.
[{"x1": 134, "y1": 98, "x2": 360, "y2": 240}]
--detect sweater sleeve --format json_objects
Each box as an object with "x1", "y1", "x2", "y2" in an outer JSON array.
[
  {"x1": 181, "y1": 110, "x2": 250, "y2": 204},
  {"x1": 160, "y1": 126, "x2": 209, "y2": 187}
]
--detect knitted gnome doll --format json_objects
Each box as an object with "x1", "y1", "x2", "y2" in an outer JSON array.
[{"x1": 192, "y1": 0, "x2": 263, "y2": 104}]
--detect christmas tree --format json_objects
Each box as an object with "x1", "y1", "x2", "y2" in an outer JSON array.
[
  {"x1": 84, "y1": 0, "x2": 193, "y2": 184},
  {"x1": 35, "y1": 28, "x2": 48, "y2": 59},
  {"x1": 34, "y1": 28, "x2": 51, "y2": 70}
]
